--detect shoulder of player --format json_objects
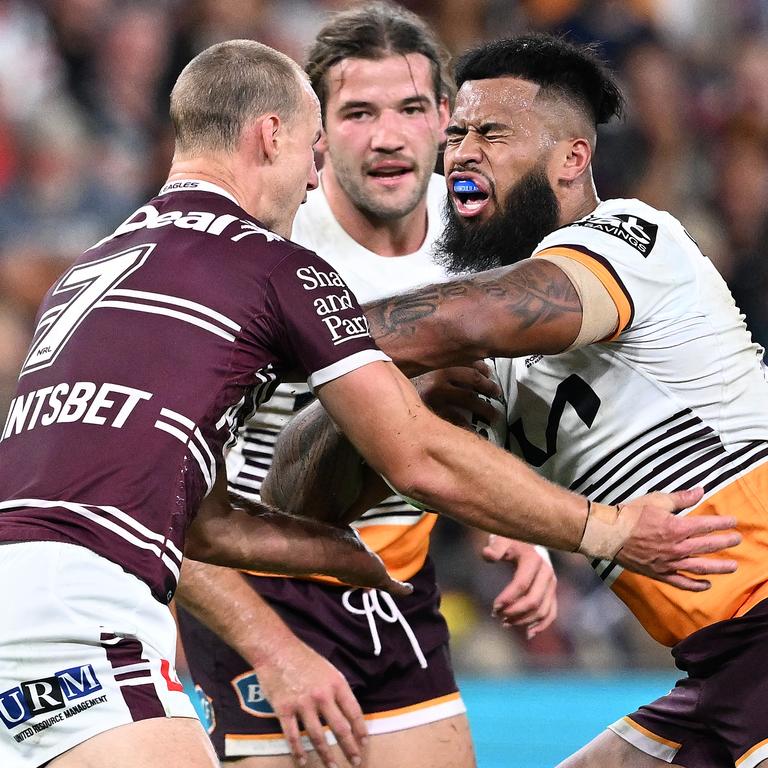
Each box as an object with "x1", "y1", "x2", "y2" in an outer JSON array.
[
  {"x1": 89, "y1": 188, "x2": 295, "y2": 256},
  {"x1": 264, "y1": 243, "x2": 349, "y2": 291},
  {"x1": 534, "y1": 198, "x2": 695, "y2": 267}
]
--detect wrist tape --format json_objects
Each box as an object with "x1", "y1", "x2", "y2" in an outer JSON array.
[{"x1": 576, "y1": 500, "x2": 643, "y2": 560}]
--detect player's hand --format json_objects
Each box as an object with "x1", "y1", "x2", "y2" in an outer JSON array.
[
  {"x1": 615, "y1": 488, "x2": 741, "y2": 590},
  {"x1": 412, "y1": 361, "x2": 502, "y2": 427},
  {"x1": 329, "y1": 527, "x2": 413, "y2": 598},
  {"x1": 255, "y1": 637, "x2": 367, "y2": 768},
  {"x1": 482, "y1": 536, "x2": 557, "y2": 639}
]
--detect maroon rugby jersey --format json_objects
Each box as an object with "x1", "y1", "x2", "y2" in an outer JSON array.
[{"x1": 0, "y1": 180, "x2": 387, "y2": 602}]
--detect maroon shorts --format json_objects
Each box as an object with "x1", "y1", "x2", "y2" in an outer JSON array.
[
  {"x1": 610, "y1": 599, "x2": 768, "y2": 767},
  {"x1": 177, "y1": 558, "x2": 464, "y2": 759}
]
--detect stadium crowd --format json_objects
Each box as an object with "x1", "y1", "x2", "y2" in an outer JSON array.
[{"x1": 1, "y1": 0, "x2": 767, "y2": 675}]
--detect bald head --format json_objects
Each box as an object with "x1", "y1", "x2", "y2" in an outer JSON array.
[{"x1": 170, "y1": 39, "x2": 306, "y2": 155}]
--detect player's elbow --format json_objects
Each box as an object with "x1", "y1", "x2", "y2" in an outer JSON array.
[
  {"x1": 184, "y1": 522, "x2": 217, "y2": 563},
  {"x1": 382, "y1": 449, "x2": 462, "y2": 513},
  {"x1": 184, "y1": 498, "x2": 234, "y2": 564}
]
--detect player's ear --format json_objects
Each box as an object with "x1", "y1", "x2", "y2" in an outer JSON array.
[
  {"x1": 259, "y1": 114, "x2": 282, "y2": 162},
  {"x1": 558, "y1": 137, "x2": 592, "y2": 183}
]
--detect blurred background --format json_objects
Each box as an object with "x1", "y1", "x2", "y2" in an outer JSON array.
[{"x1": 2, "y1": 0, "x2": 767, "y2": 763}]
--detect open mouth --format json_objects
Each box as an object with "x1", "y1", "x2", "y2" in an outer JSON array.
[
  {"x1": 450, "y1": 175, "x2": 490, "y2": 217},
  {"x1": 367, "y1": 162, "x2": 414, "y2": 184}
]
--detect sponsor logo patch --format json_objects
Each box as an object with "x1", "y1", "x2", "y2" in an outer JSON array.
[
  {"x1": 568, "y1": 213, "x2": 658, "y2": 255},
  {"x1": 231, "y1": 672, "x2": 275, "y2": 718},
  {"x1": 0, "y1": 665, "x2": 105, "y2": 738},
  {"x1": 89, "y1": 203, "x2": 284, "y2": 250},
  {"x1": 296, "y1": 265, "x2": 372, "y2": 346}
]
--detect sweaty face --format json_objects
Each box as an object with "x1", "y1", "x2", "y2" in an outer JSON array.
[
  {"x1": 437, "y1": 77, "x2": 560, "y2": 271},
  {"x1": 321, "y1": 53, "x2": 447, "y2": 221}
]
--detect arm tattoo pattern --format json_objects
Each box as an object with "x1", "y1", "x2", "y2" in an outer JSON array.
[
  {"x1": 363, "y1": 259, "x2": 582, "y2": 370},
  {"x1": 264, "y1": 403, "x2": 363, "y2": 519}
]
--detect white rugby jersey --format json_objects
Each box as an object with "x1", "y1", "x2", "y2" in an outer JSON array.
[
  {"x1": 493, "y1": 198, "x2": 768, "y2": 645},
  {"x1": 227, "y1": 174, "x2": 449, "y2": 581}
]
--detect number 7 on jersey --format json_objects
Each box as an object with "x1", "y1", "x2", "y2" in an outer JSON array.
[{"x1": 21, "y1": 245, "x2": 154, "y2": 377}]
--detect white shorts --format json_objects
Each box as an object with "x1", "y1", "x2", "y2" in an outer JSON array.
[{"x1": 0, "y1": 541, "x2": 197, "y2": 768}]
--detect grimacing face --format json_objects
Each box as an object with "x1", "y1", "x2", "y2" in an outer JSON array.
[
  {"x1": 444, "y1": 76, "x2": 556, "y2": 225},
  {"x1": 436, "y1": 77, "x2": 562, "y2": 272},
  {"x1": 319, "y1": 52, "x2": 448, "y2": 221}
]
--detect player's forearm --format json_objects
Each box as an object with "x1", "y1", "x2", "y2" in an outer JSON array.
[
  {"x1": 187, "y1": 491, "x2": 364, "y2": 575},
  {"x1": 363, "y1": 260, "x2": 581, "y2": 375},
  {"x1": 318, "y1": 366, "x2": 589, "y2": 552},
  {"x1": 176, "y1": 561, "x2": 298, "y2": 670},
  {"x1": 387, "y1": 420, "x2": 589, "y2": 551}
]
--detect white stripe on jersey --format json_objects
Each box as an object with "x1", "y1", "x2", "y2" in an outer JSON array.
[
  {"x1": 570, "y1": 410, "x2": 708, "y2": 496},
  {"x1": 98, "y1": 503, "x2": 183, "y2": 563},
  {"x1": 35, "y1": 304, "x2": 65, "y2": 330},
  {"x1": 217, "y1": 395, "x2": 245, "y2": 431},
  {"x1": 154, "y1": 410, "x2": 216, "y2": 493},
  {"x1": 353, "y1": 511, "x2": 429, "y2": 529},
  {"x1": 109, "y1": 289, "x2": 241, "y2": 331},
  {"x1": 253, "y1": 369, "x2": 280, "y2": 410},
  {"x1": 97, "y1": 300, "x2": 237, "y2": 341},
  {"x1": 160, "y1": 408, "x2": 217, "y2": 483},
  {"x1": 220, "y1": 369, "x2": 279, "y2": 452},
  {"x1": 308, "y1": 349, "x2": 390, "y2": 392},
  {"x1": 159, "y1": 406, "x2": 196, "y2": 430},
  {"x1": 0, "y1": 498, "x2": 182, "y2": 579}
]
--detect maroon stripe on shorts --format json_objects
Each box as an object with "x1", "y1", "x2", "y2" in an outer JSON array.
[{"x1": 101, "y1": 632, "x2": 164, "y2": 721}]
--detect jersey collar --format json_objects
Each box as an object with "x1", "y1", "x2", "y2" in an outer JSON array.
[{"x1": 158, "y1": 179, "x2": 240, "y2": 207}]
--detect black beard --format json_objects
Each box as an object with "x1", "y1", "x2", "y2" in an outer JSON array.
[{"x1": 434, "y1": 166, "x2": 560, "y2": 274}]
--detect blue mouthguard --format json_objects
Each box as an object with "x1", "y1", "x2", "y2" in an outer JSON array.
[{"x1": 453, "y1": 179, "x2": 480, "y2": 194}]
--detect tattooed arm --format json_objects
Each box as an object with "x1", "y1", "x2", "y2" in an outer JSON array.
[
  {"x1": 260, "y1": 398, "x2": 390, "y2": 524},
  {"x1": 261, "y1": 361, "x2": 503, "y2": 522},
  {"x1": 364, "y1": 259, "x2": 582, "y2": 375}
]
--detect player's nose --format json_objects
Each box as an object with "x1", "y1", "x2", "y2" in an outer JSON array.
[
  {"x1": 370, "y1": 111, "x2": 406, "y2": 152},
  {"x1": 307, "y1": 157, "x2": 319, "y2": 192}
]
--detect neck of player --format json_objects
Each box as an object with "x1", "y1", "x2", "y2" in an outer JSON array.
[{"x1": 559, "y1": 175, "x2": 601, "y2": 228}]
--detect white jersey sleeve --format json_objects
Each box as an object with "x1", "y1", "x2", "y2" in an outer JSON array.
[
  {"x1": 534, "y1": 198, "x2": 698, "y2": 340},
  {"x1": 496, "y1": 198, "x2": 768, "y2": 645}
]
